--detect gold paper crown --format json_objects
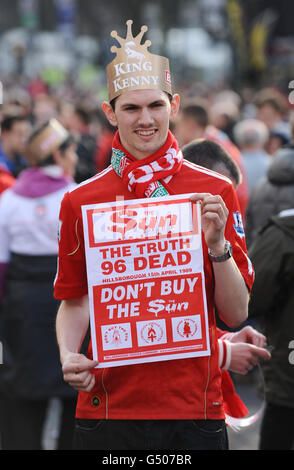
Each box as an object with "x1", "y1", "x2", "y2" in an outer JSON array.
[
  {"x1": 24, "y1": 119, "x2": 70, "y2": 166},
  {"x1": 106, "y1": 19, "x2": 172, "y2": 102}
]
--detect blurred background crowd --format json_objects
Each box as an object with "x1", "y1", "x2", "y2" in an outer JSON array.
[
  {"x1": 0, "y1": 0, "x2": 294, "y2": 451},
  {"x1": 1, "y1": 0, "x2": 294, "y2": 222}
]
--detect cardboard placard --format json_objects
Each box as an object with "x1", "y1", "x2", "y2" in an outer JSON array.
[{"x1": 82, "y1": 194, "x2": 210, "y2": 367}]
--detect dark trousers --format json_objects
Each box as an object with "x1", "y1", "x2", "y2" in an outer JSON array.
[
  {"x1": 259, "y1": 402, "x2": 294, "y2": 450},
  {"x1": 0, "y1": 395, "x2": 76, "y2": 450},
  {"x1": 73, "y1": 418, "x2": 228, "y2": 450}
]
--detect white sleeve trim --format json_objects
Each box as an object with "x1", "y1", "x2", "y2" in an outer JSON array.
[
  {"x1": 218, "y1": 339, "x2": 232, "y2": 370},
  {"x1": 222, "y1": 340, "x2": 232, "y2": 370}
]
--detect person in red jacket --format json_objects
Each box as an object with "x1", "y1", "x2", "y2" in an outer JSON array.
[
  {"x1": 0, "y1": 164, "x2": 15, "y2": 195},
  {"x1": 54, "y1": 20, "x2": 253, "y2": 451},
  {"x1": 0, "y1": 165, "x2": 15, "y2": 299}
]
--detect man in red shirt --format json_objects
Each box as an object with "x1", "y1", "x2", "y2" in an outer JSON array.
[{"x1": 54, "y1": 20, "x2": 253, "y2": 450}]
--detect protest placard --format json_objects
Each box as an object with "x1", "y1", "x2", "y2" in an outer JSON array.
[{"x1": 82, "y1": 193, "x2": 210, "y2": 367}]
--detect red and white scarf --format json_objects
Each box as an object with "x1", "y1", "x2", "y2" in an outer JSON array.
[{"x1": 111, "y1": 130, "x2": 183, "y2": 198}]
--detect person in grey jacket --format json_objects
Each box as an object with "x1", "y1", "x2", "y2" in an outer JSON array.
[
  {"x1": 248, "y1": 209, "x2": 294, "y2": 450},
  {"x1": 246, "y1": 144, "x2": 294, "y2": 248},
  {"x1": 233, "y1": 118, "x2": 270, "y2": 195}
]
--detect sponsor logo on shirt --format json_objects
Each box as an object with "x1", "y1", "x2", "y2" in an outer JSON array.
[{"x1": 233, "y1": 211, "x2": 245, "y2": 238}]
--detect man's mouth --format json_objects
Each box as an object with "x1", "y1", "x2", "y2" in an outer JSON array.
[{"x1": 135, "y1": 129, "x2": 157, "y2": 137}]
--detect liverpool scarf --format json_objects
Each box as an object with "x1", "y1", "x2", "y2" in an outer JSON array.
[{"x1": 111, "y1": 130, "x2": 183, "y2": 198}]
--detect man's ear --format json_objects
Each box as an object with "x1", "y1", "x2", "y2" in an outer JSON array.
[
  {"x1": 102, "y1": 101, "x2": 118, "y2": 127},
  {"x1": 170, "y1": 94, "x2": 180, "y2": 121}
]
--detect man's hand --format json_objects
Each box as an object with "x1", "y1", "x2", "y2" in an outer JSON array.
[
  {"x1": 62, "y1": 352, "x2": 98, "y2": 392},
  {"x1": 190, "y1": 193, "x2": 228, "y2": 253},
  {"x1": 230, "y1": 325, "x2": 267, "y2": 348},
  {"x1": 229, "y1": 342, "x2": 271, "y2": 375}
]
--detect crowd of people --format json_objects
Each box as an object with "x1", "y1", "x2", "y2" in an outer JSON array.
[
  {"x1": 1, "y1": 78, "x2": 292, "y2": 223},
  {"x1": 0, "y1": 61, "x2": 293, "y2": 451}
]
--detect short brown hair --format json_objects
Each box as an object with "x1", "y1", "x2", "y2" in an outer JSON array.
[{"x1": 182, "y1": 138, "x2": 242, "y2": 187}]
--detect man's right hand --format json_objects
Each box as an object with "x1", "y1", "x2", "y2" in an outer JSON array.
[{"x1": 61, "y1": 352, "x2": 98, "y2": 392}]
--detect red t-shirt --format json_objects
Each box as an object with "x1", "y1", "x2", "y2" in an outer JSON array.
[{"x1": 54, "y1": 160, "x2": 254, "y2": 420}]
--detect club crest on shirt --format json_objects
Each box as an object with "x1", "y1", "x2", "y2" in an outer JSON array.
[{"x1": 233, "y1": 211, "x2": 245, "y2": 238}]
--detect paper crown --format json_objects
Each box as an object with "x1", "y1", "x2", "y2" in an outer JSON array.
[
  {"x1": 25, "y1": 119, "x2": 70, "y2": 166},
  {"x1": 106, "y1": 19, "x2": 172, "y2": 102}
]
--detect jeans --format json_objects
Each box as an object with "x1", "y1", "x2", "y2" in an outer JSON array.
[{"x1": 73, "y1": 418, "x2": 228, "y2": 450}]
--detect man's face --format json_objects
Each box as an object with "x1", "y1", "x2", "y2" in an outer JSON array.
[
  {"x1": 3, "y1": 120, "x2": 31, "y2": 155},
  {"x1": 55, "y1": 143, "x2": 78, "y2": 178},
  {"x1": 257, "y1": 104, "x2": 282, "y2": 130},
  {"x1": 174, "y1": 113, "x2": 203, "y2": 147},
  {"x1": 103, "y1": 89, "x2": 180, "y2": 160}
]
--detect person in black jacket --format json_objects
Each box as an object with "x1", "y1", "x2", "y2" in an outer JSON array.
[
  {"x1": 246, "y1": 144, "x2": 294, "y2": 248},
  {"x1": 248, "y1": 209, "x2": 294, "y2": 450}
]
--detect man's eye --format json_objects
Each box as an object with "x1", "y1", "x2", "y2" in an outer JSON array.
[{"x1": 152, "y1": 103, "x2": 163, "y2": 107}]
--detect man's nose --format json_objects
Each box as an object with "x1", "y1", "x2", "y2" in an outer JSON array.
[{"x1": 137, "y1": 107, "x2": 154, "y2": 127}]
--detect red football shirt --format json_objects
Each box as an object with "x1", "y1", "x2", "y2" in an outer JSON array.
[{"x1": 54, "y1": 161, "x2": 254, "y2": 419}]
